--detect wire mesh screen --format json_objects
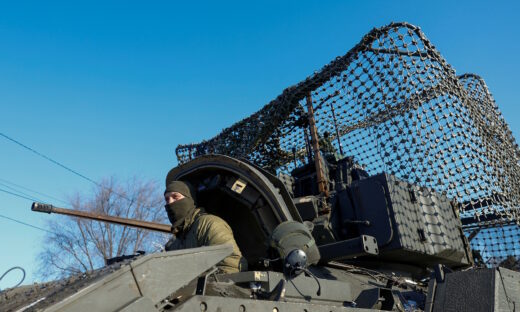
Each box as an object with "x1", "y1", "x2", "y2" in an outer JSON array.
[{"x1": 176, "y1": 22, "x2": 520, "y2": 268}]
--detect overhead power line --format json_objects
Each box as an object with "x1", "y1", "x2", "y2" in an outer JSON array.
[
  {"x1": 0, "y1": 132, "x2": 99, "y2": 186},
  {"x1": 0, "y1": 132, "x2": 135, "y2": 204},
  {"x1": 0, "y1": 213, "x2": 55, "y2": 235},
  {"x1": 0, "y1": 187, "x2": 40, "y2": 202},
  {"x1": 0, "y1": 187, "x2": 56, "y2": 234},
  {"x1": 0, "y1": 182, "x2": 46, "y2": 203},
  {"x1": 0, "y1": 177, "x2": 68, "y2": 205}
]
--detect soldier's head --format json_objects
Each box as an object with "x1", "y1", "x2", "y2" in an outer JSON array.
[
  {"x1": 164, "y1": 181, "x2": 196, "y2": 229},
  {"x1": 164, "y1": 180, "x2": 196, "y2": 202}
]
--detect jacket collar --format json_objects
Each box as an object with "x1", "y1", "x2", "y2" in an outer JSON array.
[{"x1": 180, "y1": 207, "x2": 203, "y2": 234}]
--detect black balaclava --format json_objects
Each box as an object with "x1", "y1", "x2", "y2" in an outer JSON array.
[{"x1": 164, "y1": 181, "x2": 196, "y2": 229}]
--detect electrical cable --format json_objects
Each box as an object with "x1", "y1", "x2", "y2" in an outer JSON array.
[
  {"x1": 0, "y1": 187, "x2": 39, "y2": 202},
  {"x1": 0, "y1": 182, "x2": 45, "y2": 203},
  {"x1": 0, "y1": 183, "x2": 156, "y2": 237},
  {"x1": 301, "y1": 267, "x2": 321, "y2": 296},
  {"x1": 284, "y1": 265, "x2": 322, "y2": 297},
  {"x1": 0, "y1": 132, "x2": 99, "y2": 186},
  {"x1": 0, "y1": 187, "x2": 59, "y2": 234},
  {"x1": 0, "y1": 177, "x2": 68, "y2": 205},
  {"x1": 0, "y1": 266, "x2": 26, "y2": 290},
  {"x1": 0, "y1": 132, "x2": 136, "y2": 204},
  {"x1": 0, "y1": 213, "x2": 56, "y2": 235}
]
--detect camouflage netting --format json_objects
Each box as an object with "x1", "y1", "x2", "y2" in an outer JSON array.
[{"x1": 176, "y1": 22, "x2": 520, "y2": 268}]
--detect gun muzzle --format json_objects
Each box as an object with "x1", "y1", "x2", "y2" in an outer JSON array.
[{"x1": 32, "y1": 202, "x2": 54, "y2": 214}]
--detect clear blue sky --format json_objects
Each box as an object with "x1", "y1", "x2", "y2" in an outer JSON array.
[{"x1": 0, "y1": 0, "x2": 518, "y2": 287}]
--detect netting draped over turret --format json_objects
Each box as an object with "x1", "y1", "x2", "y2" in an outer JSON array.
[{"x1": 176, "y1": 22, "x2": 520, "y2": 268}]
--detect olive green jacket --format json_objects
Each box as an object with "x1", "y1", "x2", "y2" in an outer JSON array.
[{"x1": 165, "y1": 208, "x2": 247, "y2": 273}]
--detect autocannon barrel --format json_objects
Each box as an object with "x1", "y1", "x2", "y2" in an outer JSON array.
[{"x1": 31, "y1": 202, "x2": 172, "y2": 233}]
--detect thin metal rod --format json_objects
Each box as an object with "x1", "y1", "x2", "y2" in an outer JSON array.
[{"x1": 306, "y1": 93, "x2": 329, "y2": 197}]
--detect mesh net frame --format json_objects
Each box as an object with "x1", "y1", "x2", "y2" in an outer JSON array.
[{"x1": 175, "y1": 22, "x2": 520, "y2": 268}]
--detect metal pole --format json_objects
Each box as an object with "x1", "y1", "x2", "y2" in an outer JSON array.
[
  {"x1": 329, "y1": 102, "x2": 344, "y2": 155},
  {"x1": 306, "y1": 93, "x2": 329, "y2": 198}
]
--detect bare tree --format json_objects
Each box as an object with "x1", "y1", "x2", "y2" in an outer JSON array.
[{"x1": 37, "y1": 177, "x2": 168, "y2": 280}]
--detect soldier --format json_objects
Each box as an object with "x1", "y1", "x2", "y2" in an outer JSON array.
[{"x1": 164, "y1": 180, "x2": 247, "y2": 273}]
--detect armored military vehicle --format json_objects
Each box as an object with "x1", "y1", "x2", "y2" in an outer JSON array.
[{"x1": 2, "y1": 22, "x2": 519, "y2": 311}]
